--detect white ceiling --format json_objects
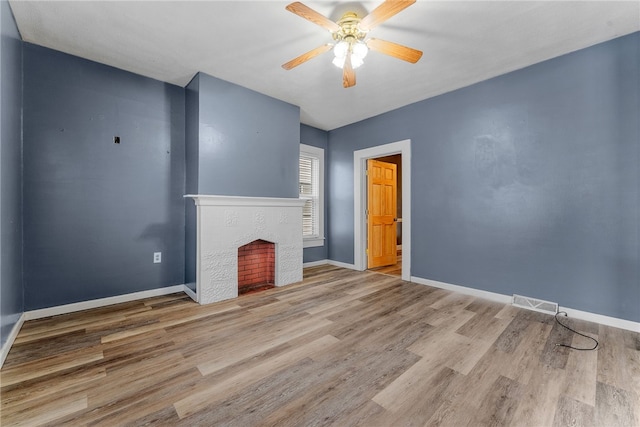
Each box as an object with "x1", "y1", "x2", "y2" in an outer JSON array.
[{"x1": 9, "y1": 1, "x2": 640, "y2": 131}]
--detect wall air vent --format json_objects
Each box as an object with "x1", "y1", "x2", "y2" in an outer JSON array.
[{"x1": 512, "y1": 294, "x2": 558, "y2": 315}]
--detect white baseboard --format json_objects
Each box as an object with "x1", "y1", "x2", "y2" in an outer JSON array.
[
  {"x1": 559, "y1": 306, "x2": 639, "y2": 333},
  {"x1": 183, "y1": 285, "x2": 197, "y2": 302},
  {"x1": 304, "y1": 260, "x2": 358, "y2": 270},
  {"x1": 24, "y1": 284, "x2": 188, "y2": 321},
  {"x1": 328, "y1": 260, "x2": 358, "y2": 270},
  {"x1": 1, "y1": 313, "x2": 26, "y2": 369},
  {"x1": 411, "y1": 276, "x2": 512, "y2": 304},
  {"x1": 303, "y1": 259, "x2": 329, "y2": 268},
  {"x1": 411, "y1": 275, "x2": 639, "y2": 333}
]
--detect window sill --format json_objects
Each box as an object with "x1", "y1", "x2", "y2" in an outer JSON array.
[{"x1": 303, "y1": 237, "x2": 325, "y2": 248}]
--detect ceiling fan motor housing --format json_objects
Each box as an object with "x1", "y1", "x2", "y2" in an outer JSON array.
[{"x1": 333, "y1": 12, "x2": 367, "y2": 44}]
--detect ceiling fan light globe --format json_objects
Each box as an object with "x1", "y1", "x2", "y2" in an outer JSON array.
[
  {"x1": 352, "y1": 41, "x2": 368, "y2": 59},
  {"x1": 351, "y1": 55, "x2": 364, "y2": 69},
  {"x1": 333, "y1": 41, "x2": 349, "y2": 58},
  {"x1": 332, "y1": 56, "x2": 346, "y2": 68}
]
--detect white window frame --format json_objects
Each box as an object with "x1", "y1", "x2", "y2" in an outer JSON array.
[{"x1": 300, "y1": 144, "x2": 325, "y2": 248}]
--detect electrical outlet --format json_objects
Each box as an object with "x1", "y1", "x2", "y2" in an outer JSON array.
[
  {"x1": 153, "y1": 252, "x2": 161, "y2": 263},
  {"x1": 114, "y1": 136, "x2": 120, "y2": 144}
]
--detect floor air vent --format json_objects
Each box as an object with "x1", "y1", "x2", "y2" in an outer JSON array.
[{"x1": 512, "y1": 294, "x2": 558, "y2": 315}]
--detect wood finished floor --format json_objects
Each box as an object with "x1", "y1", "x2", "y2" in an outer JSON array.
[
  {"x1": 1, "y1": 265, "x2": 639, "y2": 426},
  {"x1": 369, "y1": 254, "x2": 402, "y2": 277},
  {"x1": 369, "y1": 249, "x2": 402, "y2": 277}
]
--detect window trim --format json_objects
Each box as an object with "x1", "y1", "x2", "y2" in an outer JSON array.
[{"x1": 300, "y1": 144, "x2": 324, "y2": 248}]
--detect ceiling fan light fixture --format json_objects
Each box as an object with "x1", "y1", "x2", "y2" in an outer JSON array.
[
  {"x1": 351, "y1": 55, "x2": 364, "y2": 69},
  {"x1": 352, "y1": 41, "x2": 368, "y2": 60},
  {"x1": 333, "y1": 40, "x2": 349, "y2": 58},
  {"x1": 283, "y1": 1, "x2": 422, "y2": 87},
  {"x1": 333, "y1": 40, "x2": 367, "y2": 69},
  {"x1": 333, "y1": 53, "x2": 364, "y2": 69}
]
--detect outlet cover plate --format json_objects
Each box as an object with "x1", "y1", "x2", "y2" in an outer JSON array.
[{"x1": 153, "y1": 252, "x2": 161, "y2": 263}]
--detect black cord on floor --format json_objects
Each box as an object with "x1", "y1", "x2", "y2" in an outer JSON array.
[{"x1": 554, "y1": 311, "x2": 598, "y2": 351}]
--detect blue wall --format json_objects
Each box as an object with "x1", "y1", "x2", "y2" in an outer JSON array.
[
  {"x1": 0, "y1": 0, "x2": 23, "y2": 347},
  {"x1": 301, "y1": 124, "x2": 329, "y2": 263},
  {"x1": 23, "y1": 44, "x2": 186, "y2": 310},
  {"x1": 328, "y1": 32, "x2": 640, "y2": 322},
  {"x1": 184, "y1": 72, "x2": 301, "y2": 286},
  {"x1": 195, "y1": 73, "x2": 299, "y2": 197}
]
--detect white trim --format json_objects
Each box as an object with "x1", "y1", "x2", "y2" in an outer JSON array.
[
  {"x1": 184, "y1": 195, "x2": 305, "y2": 208},
  {"x1": 412, "y1": 275, "x2": 640, "y2": 333},
  {"x1": 0, "y1": 313, "x2": 26, "y2": 369},
  {"x1": 303, "y1": 259, "x2": 329, "y2": 268},
  {"x1": 300, "y1": 143, "x2": 325, "y2": 247},
  {"x1": 411, "y1": 276, "x2": 512, "y2": 304},
  {"x1": 354, "y1": 139, "x2": 411, "y2": 282},
  {"x1": 183, "y1": 285, "x2": 197, "y2": 302},
  {"x1": 559, "y1": 306, "x2": 640, "y2": 333},
  {"x1": 328, "y1": 260, "x2": 357, "y2": 270},
  {"x1": 303, "y1": 237, "x2": 325, "y2": 248},
  {"x1": 24, "y1": 285, "x2": 188, "y2": 321}
]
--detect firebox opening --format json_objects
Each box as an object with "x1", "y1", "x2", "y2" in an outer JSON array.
[{"x1": 238, "y1": 239, "x2": 275, "y2": 295}]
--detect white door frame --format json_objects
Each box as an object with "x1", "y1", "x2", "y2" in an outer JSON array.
[{"x1": 354, "y1": 139, "x2": 411, "y2": 281}]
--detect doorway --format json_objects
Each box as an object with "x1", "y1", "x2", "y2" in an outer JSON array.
[{"x1": 354, "y1": 140, "x2": 411, "y2": 282}]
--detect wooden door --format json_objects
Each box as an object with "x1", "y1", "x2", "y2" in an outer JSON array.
[{"x1": 367, "y1": 159, "x2": 398, "y2": 269}]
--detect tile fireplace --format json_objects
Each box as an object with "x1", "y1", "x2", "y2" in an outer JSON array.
[{"x1": 185, "y1": 195, "x2": 306, "y2": 304}]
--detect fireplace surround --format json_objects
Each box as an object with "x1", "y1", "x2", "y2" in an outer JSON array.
[{"x1": 185, "y1": 195, "x2": 306, "y2": 304}]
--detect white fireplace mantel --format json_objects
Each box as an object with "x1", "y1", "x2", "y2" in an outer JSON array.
[
  {"x1": 185, "y1": 195, "x2": 306, "y2": 305},
  {"x1": 187, "y1": 194, "x2": 307, "y2": 208}
]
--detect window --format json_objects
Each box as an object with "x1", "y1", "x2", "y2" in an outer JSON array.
[{"x1": 299, "y1": 144, "x2": 324, "y2": 248}]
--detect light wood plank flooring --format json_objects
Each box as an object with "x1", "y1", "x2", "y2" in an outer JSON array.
[
  {"x1": 1, "y1": 265, "x2": 638, "y2": 426},
  {"x1": 369, "y1": 257, "x2": 402, "y2": 277},
  {"x1": 369, "y1": 250, "x2": 402, "y2": 277}
]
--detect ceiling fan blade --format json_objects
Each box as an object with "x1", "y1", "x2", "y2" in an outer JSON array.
[
  {"x1": 286, "y1": 2, "x2": 340, "y2": 33},
  {"x1": 367, "y1": 38, "x2": 423, "y2": 63},
  {"x1": 359, "y1": 0, "x2": 416, "y2": 31},
  {"x1": 282, "y1": 44, "x2": 333, "y2": 70},
  {"x1": 343, "y1": 54, "x2": 356, "y2": 88}
]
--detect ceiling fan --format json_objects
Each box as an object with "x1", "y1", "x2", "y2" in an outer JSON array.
[{"x1": 282, "y1": 0, "x2": 423, "y2": 88}]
